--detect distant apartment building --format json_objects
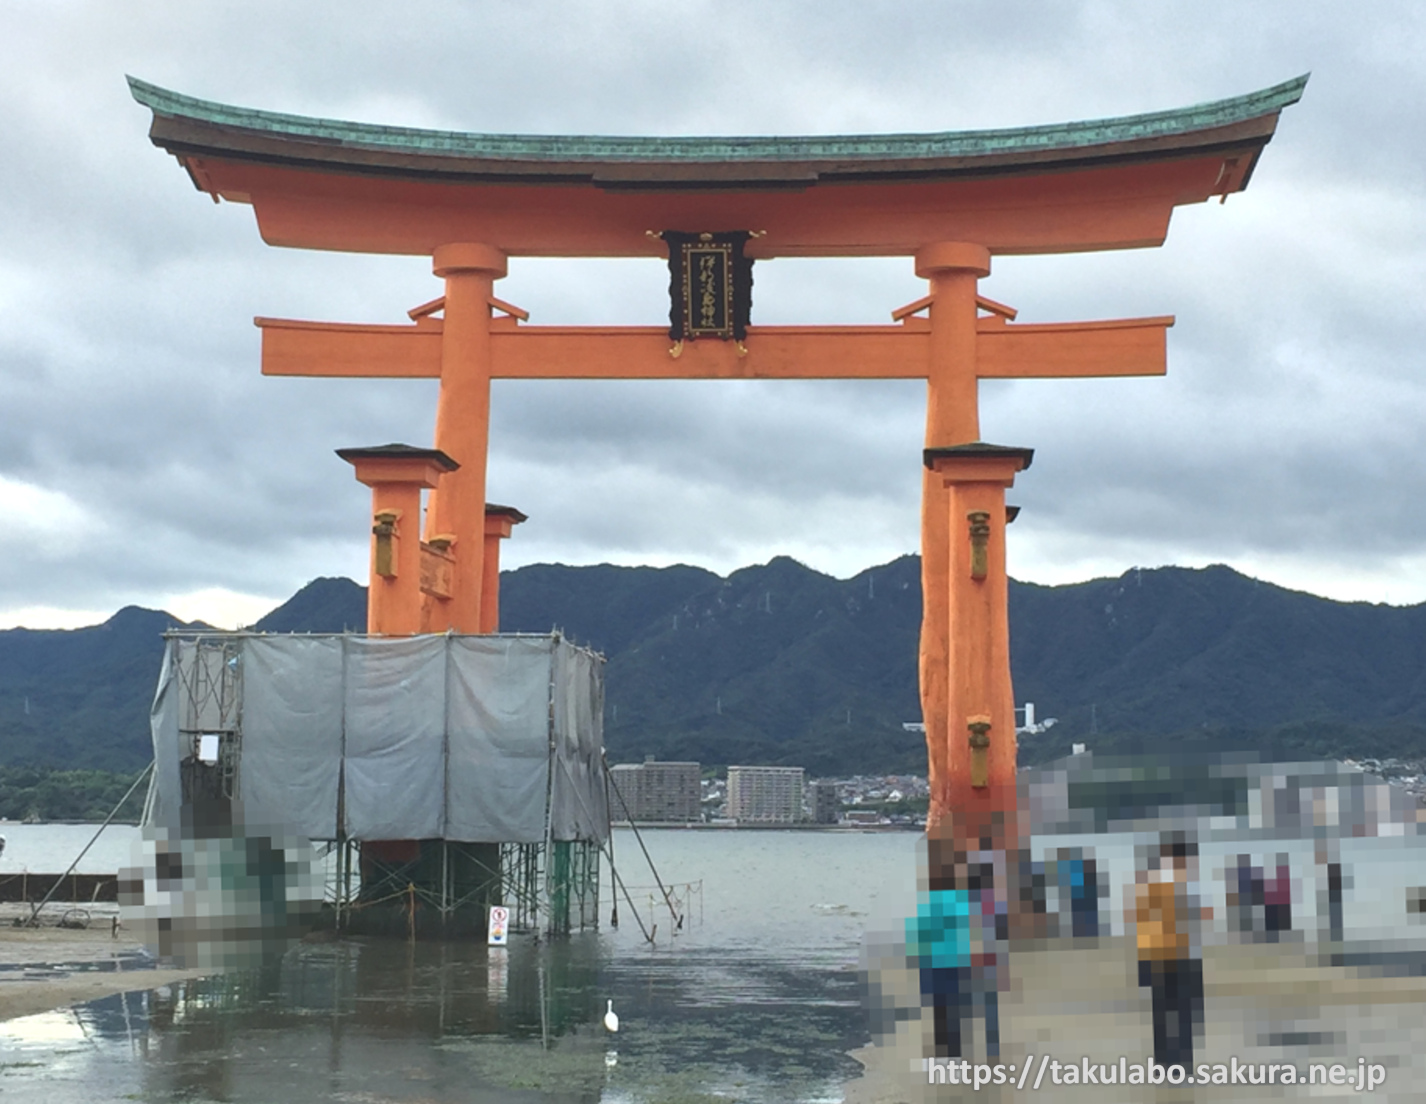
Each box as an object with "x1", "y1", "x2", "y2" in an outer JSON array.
[
  {"x1": 609, "y1": 759, "x2": 702, "y2": 823},
  {"x1": 807, "y1": 780, "x2": 840, "y2": 824},
  {"x1": 727, "y1": 766, "x2": 805, "y2": 824}
]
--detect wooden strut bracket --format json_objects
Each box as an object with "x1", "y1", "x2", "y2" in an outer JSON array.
[
  {"x1": 488, "y1": 296, "x2": 529, "y2": 321},
  {"x1": 891, "y1": 294, "x2": 1019, "y2": 323},
  {"x1": 406, "y1": 296, "x2": 529, "y2": 322},
  {"x1": 408, "y1": 297, "x2": 444, "y2": 321}
]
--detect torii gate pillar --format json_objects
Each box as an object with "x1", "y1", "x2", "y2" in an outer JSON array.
[
  {"x1": 338, "y1": 445, "x2": 459, "y2": 635},
  {"x1": 426, "y1": 243, "x2": 508, "y2": 633},
  {"x1": 916, "y1": 242, "x2": 993, "y2": 835},
  {"x1": 480, "y1": 504, "x2": 527, "y2": 633},
  {"x1": 924, "y1": 444, "x2": 1033, "y2": 845}
]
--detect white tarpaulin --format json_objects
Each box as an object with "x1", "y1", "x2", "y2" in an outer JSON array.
[{"x1": 144, "y1": 633, "x2": 607, "y2": 845}]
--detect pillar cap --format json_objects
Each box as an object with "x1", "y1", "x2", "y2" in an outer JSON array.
[
  {"x1": 336, "y1": 443, "x2": 460, "y2": 470},
  {"x1": 433, "y1": 242, "x2": 507, "y2": 278},
  {"x1": 914, "y1": 242, "x2": 991, "y2": 279},
  {"x1": 338, "y1": 443, "x2": 459, "y2": 489},
  {"x1": 485, "y1": 503, "x2": 528, "y2": 524},
  {"x1": 923, "y1": 442, "x2": 1033, "y2": 471}
]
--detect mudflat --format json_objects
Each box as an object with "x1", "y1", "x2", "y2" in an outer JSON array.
[{"x1": 0, "y1": 904, "x2": 207, "y2": 1023}]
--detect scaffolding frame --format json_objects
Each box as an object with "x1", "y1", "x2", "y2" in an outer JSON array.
[
  {"x1": 310, "y1": 837, "x2": 600, "y2": 936},
  {"x1": 494, "y1": 840, "x2": 601, "y2": 935},
  {"x1": 501, "y1": 842, "x2": 543, "y2": 932},
  {"x1": 176, "y1": 636, "x2": 243, "y2": 804}
]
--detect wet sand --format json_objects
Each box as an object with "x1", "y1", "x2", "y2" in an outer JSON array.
[
  {"x1": 0, "y1": 903, "x2": 208, "y2": 1023},
  {"x1": 845, "y1": 936, "x2": 1426, "y2": 1103}
]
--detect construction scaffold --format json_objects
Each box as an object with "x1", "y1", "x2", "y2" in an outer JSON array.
[{"x1": 146, "y1": 632, "x2": 612, "y2": 939}]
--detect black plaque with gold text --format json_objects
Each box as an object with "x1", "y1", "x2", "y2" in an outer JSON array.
[{"x1": 661, "y1": 231, "x2": 754, "y2": 343}]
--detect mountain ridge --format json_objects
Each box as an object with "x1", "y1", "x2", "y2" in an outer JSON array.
[{"x1": 2, "y1": 558, "x2": 1424, "y2": 775}]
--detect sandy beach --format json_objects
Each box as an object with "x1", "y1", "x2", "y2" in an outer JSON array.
[{"x1": 843, "y1": 936, "x2": 1426, "y2": 1103}]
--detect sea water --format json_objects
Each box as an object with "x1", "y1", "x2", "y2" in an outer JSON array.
[
  {"x1": 0, "y1": 826, "x2": 922, "y2": 1103},
  {"x1": 0, "y1": 822, "x2": 142, "y2": 875}
]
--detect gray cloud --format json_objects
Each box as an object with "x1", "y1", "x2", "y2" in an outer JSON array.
[{"x1": 1, "y1": 1, "x2": 1425, "y2": 624}]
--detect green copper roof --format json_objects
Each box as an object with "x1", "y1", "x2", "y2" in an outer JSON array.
[{"x1": 128, "y1": 75, "x2": 1307, "y2": 166}]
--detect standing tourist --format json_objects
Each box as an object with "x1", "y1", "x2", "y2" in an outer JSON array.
[
  {"x1": 907, "y1": 836, "x2": 973, "y2": 1058},
  {"x1": 1264, "y1": 853, "x2": 1293, "y2": 940},
  {"x1": 966, "y1": 841, "x2": 1006, "y2": 1060},
  {"x1": 1130, "y1": 834, "x2": 1210, "y2": 1070}
]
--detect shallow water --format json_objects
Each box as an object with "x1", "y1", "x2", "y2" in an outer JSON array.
[
  {"x1": 0, "y1": 828, "x2": 922, "y2": 1103},
  {"x1": 0, "y1": 822, "x2": 141, "y2": 875}
]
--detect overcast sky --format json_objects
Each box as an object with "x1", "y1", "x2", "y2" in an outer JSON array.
[{"x1": 1, "y1": 1, "x2": 1423, "y2": 629}]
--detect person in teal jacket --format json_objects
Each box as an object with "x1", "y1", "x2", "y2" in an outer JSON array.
[{"x1": 906, "y1": 856, "x2": 973, "y2": 1057}]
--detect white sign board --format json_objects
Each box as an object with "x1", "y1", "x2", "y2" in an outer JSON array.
[{"x1": 488, "y1": 905, "x2": 509, "y2": 946}]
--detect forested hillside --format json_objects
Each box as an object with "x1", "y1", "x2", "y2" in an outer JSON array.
[{"x1": 4, "y1": 559, "x2": 1426, "y2": 783}]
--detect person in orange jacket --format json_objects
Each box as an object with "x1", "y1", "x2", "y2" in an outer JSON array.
[{"x1": 1130, "y1": 833, "x2": 1211, "y2": 1070}]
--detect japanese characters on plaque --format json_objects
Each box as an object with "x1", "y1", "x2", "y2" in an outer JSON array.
[{"x1": 660, "y1": 230, "x2": 754, "y2": 344}]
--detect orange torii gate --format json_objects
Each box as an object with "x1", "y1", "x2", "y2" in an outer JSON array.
[{"x1": 131, "y1": 75, "x2": 1304, "y2": 837}]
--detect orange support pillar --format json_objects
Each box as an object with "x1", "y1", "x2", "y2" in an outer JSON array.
[
  {"x1": 426, "y1": 243, "x2": 507, "y2": 633},
  {"x1": 337, "y1": 444, "x2": 459, "y2": 635},
  {"x1": 914, "y1": 242, "x2": 991, "y2": 834},
  {"x1": 480, "y1": 504, "x2": 527, "y2": 634},
  {"x1": 924, "y1": 444, "x2": 1032, "y2": 843}
]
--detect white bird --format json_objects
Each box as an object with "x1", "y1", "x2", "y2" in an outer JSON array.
[{"x1": 603, "y1": 999, "x2": 619, "y2": 1032}]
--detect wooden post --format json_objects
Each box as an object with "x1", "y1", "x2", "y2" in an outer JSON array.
[
  {"x1": 480, "y1": 504, "x2": 527, "y2": 634},
  {"x1": 914, "y1": 243, "x2": 991, "y2": 834},
  {"x1": 924, "y1": 444, "x2": 1032, "y2": 844},
  {"x1": 426, "y1": 243, "x2": 506, "y2": 633},
  {"x1": 337, "y1": 445, "x2": 458, "y2": 635}
]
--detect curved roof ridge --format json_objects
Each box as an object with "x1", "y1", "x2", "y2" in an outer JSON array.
[{"x1": 127, "y1": 75, "x2": 1307, "y2": 165}]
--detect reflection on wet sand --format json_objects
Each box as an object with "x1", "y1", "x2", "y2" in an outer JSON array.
[
  {"x1": 0, "y1": 929, "x2": 865, "y2": 1103},
  {"x1": 0, "y1": 830, "x2": 905, "y2": 1102},
  {"x1": 140, "y1": 937, "x2": 611, "y2": 1102}
]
